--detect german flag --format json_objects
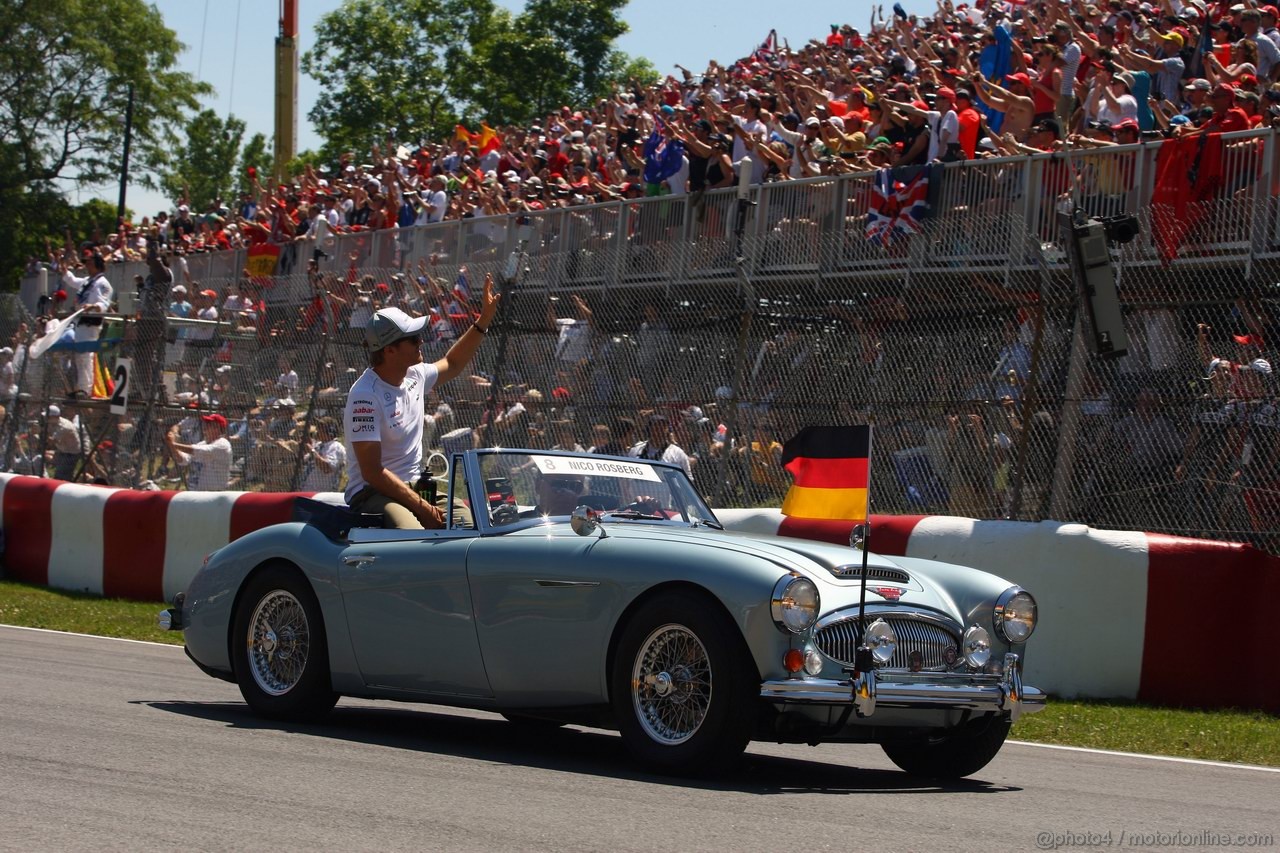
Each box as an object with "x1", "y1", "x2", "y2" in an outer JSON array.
[{"x1": 780, "y1": 425, "x2": 871, "y2": 520}]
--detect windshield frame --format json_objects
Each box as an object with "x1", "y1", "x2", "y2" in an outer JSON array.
[{"x1": 465, "y1": 448, "x2": 720, "y2": 534}]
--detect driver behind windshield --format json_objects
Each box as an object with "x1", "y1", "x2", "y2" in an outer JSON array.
[{"x1": 520, "y1": 473, "x2": 586, "y2": 518}]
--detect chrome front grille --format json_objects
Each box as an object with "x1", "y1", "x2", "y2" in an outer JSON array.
[
  {"x1": 814, "y1": 617, "x2": 959, "y2": 671},
  {"x1": 830, "y1": 566, "x2": 911, "y2": 583}
]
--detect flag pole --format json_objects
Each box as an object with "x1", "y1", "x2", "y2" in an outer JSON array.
[{"x1": 854, "y1": 425, "x2": 874, "y2": 677}]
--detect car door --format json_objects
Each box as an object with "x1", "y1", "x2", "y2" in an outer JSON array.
[
  {"x1": 466, "y1": 529, "x2": 624, "y2": 707},
  {"x1": 339, "y1": 528, "x2": 491, "y2": 698}
]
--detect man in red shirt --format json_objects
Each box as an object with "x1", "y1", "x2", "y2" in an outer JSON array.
[
  {"x1": 954, "y1": 89, "x2": 982, "y2": 159},
  {"x1": 1183, "y1": 84, "x2": 1250, "y2": 134}
]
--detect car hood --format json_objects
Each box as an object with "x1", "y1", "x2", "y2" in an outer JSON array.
[{"x1": 595, "y1": 523, "x2": 964, "y2": 624}]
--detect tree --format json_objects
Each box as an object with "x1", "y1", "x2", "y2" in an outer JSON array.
[
  {"x1": 0, "y1": 0, "x2": 210, "y2": 195},
  {"x1": 157, "y1": 110, "x2": 246, "y2": 213},
  {"x1": 303, "y1": 0, "x2": 646, "y2": 152},
  {"x1": 237, "y1": 134, "x2": 273, "y2": 198},
  {"x1": 521, "y1": 0, "x2": 629, "y2": 102},
  {"x1": 303, "y1": 0, "x2": 500, "y2": 162},
  {"x1": 469, "y1": 0, "x2": 636, "y2": 127}
]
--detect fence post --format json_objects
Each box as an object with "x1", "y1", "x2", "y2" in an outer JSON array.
[{"x1": 1047, "y1": 310, "x2": 1088, "y2": 521}]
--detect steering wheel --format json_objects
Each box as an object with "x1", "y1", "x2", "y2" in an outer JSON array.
[
  {"x1": 619, "y1": 496, "x2": 664, "y2": 515},
  {"x1": 490, "y1": 503, "x2": 520, "y2": 526}
]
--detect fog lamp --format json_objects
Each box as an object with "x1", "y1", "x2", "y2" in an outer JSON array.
[
  {"x1": 864, "y1": 618, "x2": 898, "y2": 665},
  {"x1": 963, "y1": 625, "x2": 991, "y2": 669}
]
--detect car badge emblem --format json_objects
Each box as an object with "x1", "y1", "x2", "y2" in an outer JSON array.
[
  {"x1": 869, "y1": 586, "x2": 903, "y2": 601},
  {"x1": 943, "y1": 646, "x2": 959, "y2": 666}
]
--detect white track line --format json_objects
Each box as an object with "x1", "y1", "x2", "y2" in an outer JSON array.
[
  {"x1": 0, "y1": 623, "x2": 181, "y2": 648},
  {"x1": 4, "y1": 623, "x2": 1277, "y2": 774},
  {"x1": 1007, "y1": 740, "x2": 1280, "y2": 773}
]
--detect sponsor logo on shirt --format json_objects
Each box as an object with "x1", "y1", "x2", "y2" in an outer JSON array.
[
  {"x1": 352, "y1": 424, "x2": 376, "y2": 434},
  {"x1": 351, "y1": 416, "x2": 374, "y2": 423},
  {"x1": 384, "y1": 392, "x2": 393, "y2": 401},
  {"x1": 352, "y1": 407, "x2": 374, "y2": 414},
  {"x1": 353, "y1": 398, "x2": 374, "y2": 406}
]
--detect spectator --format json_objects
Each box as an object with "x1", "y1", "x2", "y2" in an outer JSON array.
[
  {"x1": 168, "y1": 284, "x2": 191, "y2": 318},
  {"x1": 46, "y1": 404, "x2": 87, "y2": 481},
  {"x1": 190, "y1": 289, "x2": 219, "y2": 341},
  {"x1": 166, "y1": 412, "x2": 233, "y2": 491},
  {"x1": 628, "y1": 412, "x2": 692, "y2": 476},
  {"x1": 59, "y1": 252, "x2": 112, "y2": 398},
  {"x1": 299, "y1": 417, "x2": 346, "y2": 492}
]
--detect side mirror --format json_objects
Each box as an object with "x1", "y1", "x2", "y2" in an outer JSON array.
[
  {"x1": 571, "y1": 505, "x2": 605, "y2": 538},
  {"x1": 849, "y1": 523, "x2": 868, "y2": 551}
]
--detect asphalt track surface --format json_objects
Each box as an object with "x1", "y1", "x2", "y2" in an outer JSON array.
[{"x1": 2, "y1": 626, "x2": 1277, "y2": 852}]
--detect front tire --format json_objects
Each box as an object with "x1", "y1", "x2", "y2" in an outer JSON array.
[
  {"x1": 231, "y1": 564, "x2": 337, "y2": 722},
  {"x1": 881, "y1": 715, "x2": 1012, "y2": 779},
  {"x1": 611, "y1": 592, "x2": 757, "y2": 775}
]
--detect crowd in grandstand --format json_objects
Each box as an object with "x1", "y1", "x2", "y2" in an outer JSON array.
[
  {"x1": 7, "y1": 3, "x2": 1280, "y2": 546},
  {"x1": 23, "y1": 0, "x2": 1280, "y2": 273}
]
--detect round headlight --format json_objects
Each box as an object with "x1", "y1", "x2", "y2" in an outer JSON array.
[
  {"x1": 865, "y1": 618, "x2": 898, "y2": 665},
  {"x1": 995, "y1": 588, "x2": 1038, "y2": 643},
  {"x1": 963, "y1": 624, "x2": 991, "y2": 669},
  {"x1": 771, "y1": 576, "x2": 820, "y2": 634}
]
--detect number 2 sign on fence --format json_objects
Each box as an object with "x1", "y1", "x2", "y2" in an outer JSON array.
[{"x1": 109, "y1": 358, "x2": 132, "y2": 415}]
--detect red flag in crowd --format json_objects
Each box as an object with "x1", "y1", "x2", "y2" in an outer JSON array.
[{"x1": 1150, "y1": 133, "x2": 1225, "y2": 264}]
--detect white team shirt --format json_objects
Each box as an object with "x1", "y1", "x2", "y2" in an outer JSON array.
[
  {"x1": 179, "y1": 437, "x2": 232, "y2": 491},
  {"x1": 343, "y1": 361, "x2": 440, "y2": 502}
]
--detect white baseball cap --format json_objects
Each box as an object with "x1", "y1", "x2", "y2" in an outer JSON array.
[{"x1": 365, "y1": 306, "x2": 427, "y2": 350}]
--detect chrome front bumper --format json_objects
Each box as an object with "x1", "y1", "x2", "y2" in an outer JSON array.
[{"x1": 760, "y1": 653, "x2": 1046, "y2": 721}]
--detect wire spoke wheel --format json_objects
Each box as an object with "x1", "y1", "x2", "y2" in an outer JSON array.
[
  {"x1": 246, "y1": 589, "x2": 310, "y2": 696},
  {"x1": 630, "y1": 623, "x2": 713, "y2": 746}
]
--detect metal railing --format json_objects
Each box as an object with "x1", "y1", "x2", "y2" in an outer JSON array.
[{"x1": 4, "y1": 128, "x2": 1279, "y2": 552}]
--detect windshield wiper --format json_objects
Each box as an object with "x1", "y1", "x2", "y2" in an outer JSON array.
[
  {"x1": 604, "y1": 510, "x2": 667, "y2": 521},
  {"x1": 693, "y1": 517, "x2": 723, "y2": 530}
]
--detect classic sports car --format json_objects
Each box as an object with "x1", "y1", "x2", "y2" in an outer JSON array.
[{"x1": 161, "y1": 448, "x2": 1044, "y2": 778}]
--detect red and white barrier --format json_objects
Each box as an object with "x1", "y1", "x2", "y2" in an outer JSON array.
[
  {"x1": 0, "y1": 473, "x2": 339, "y2": 602},
  {"x1": 717, "y1": 509, "x2": 1280, "y2": 712},
  {"x1": 2, "y1": 473, "x2": 1275, "y2": 711}
]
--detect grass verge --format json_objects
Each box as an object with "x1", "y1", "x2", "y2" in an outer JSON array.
[
  {"x1": 2, "y1": 579, "x2": 1277, "y2": 766},
  {"x1": 1013, "y1": 699, "x2": 1280, "y2": 767},
  {"x1": 0, "y1": 579, "x2": 184, "y2": 646}
]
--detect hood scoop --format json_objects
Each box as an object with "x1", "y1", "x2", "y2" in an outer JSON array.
[{"x1": 830, "y1": 565, "x2": 910, "y2": 583}]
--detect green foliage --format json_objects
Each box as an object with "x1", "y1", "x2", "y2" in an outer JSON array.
[
  {"x1": 0, "y1": 188, "x2": 129, "y2": 285},
  {"x1": 0, "y1": 0, "x2": 207, "y2": 285},
  {"x1": 158, "y1": 110, "x2": 247, "y2": 213},
  {"x1": 306, "y1": 0, "x2": 645, "y2": 151},
  {"x1": 237, "y1": 134, "x2": 274, "y2": 198},
  {"x1": 303, "y1": 0, "x2": 501, "y2": 162},
  {"x1": 0, "y1": 0, "x2": 209, "y2": 194}
]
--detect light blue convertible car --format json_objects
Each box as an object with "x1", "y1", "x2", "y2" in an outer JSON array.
[{"x1": 161, "y1": 448, "x2": 1044, "y2": 777}]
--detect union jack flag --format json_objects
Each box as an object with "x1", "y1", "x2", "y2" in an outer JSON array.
[{"x1": 865, "y1": 165, "x2": 936, "y2": 247}]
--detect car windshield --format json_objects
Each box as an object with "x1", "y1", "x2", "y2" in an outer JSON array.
[{"x1": 477, "y1": 450, "x2": 719, "y2": 526}]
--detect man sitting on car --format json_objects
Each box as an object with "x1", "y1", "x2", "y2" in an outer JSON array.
[{"x1": 343, "y1": 274, "x2": 499, "y2": 529}]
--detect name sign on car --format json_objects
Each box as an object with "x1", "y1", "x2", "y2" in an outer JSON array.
[{"x1": 530, "y1": 455, "x2": 662, "y2": 482}]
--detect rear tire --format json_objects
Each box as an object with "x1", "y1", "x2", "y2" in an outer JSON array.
[
  {"x1": 231, "y1": 564, "x2": 337, "y2": 722},
  {"x1": 611, "y1": 592, "x2": 757, "y2": 775},
  {"x1": 881, "y1": 715, "x2": 1012, "y2": 779}
]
